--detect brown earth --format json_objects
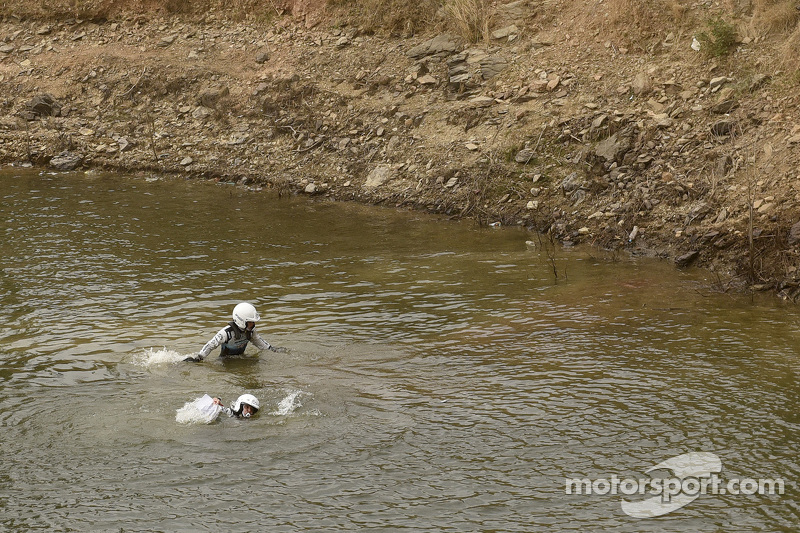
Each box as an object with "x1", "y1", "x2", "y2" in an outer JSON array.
[{"x1": 2, "y1": 0, "x2": 800, "y2": 299}]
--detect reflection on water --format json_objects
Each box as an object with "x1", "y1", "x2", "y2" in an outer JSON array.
[{"x1": 0, "y1": 169, "x2": 798, "y2": 532}]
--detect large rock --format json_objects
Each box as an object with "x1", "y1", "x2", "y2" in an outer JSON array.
[
  {"x1": 407, "y1": 34, "x2": 459, "y2": 59},
  {"x1": 479, "y1": 54, "x2": 507, "y2": 79},
  {"x1": 491, "y1": 25, "x2": 518, "y2": 41},
  {"x1": 631, "y1": 73, "x2": 652, "y2": 95},
  {"x1": 561, "y1": 172, "x2": 583, "y2": 193},
  {"x1": 447, "y1": 53, "x2": 474, "y2": 88},
  {"x1": 192, "y1": 106, "x2": 213, "y2": 120},
  {"x1": 364, "y1": 165, "x2": 394, "y2": 188},
  {"x1": 594, "y1": 132, "x2": 631, "y2": 164},
  {"x1": 789, "y1": 221, "x2": 800, "y2": 246},
  {"x1": 675, "y1": 251, "x2": 699, "y2": 268},
  {"x1": 515, "y1": 148, "x2": 536, "y2": 164},
  {"x1": 158, "y1": 34, "x2": 178, "y2": 47},
  {"x1": 651, "y1": 113, "x2": 673, "y2": 128},
  {"x1": 499, "y1": 0, "x2": 528, "y2": 17},
  {"x1": 198, "y1": 86, "x2": 230, "y2": 108},
  {"x1": 50, "y1": 151, "x2": 82, "y2": 171},
  {"x1": 711, "y1": 99, "x2": 739, "y2": 115},
  {"x1": 117, "y1": 137, "x2": 135, "y2": 152},
  {"x1": 711, "y1": 120, "x2": 736, "y2": 136},
  {"x1": 26, "y1": 94, "x2": 61, "y2": 119}
]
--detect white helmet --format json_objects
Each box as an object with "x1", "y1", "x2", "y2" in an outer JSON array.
[
  {"x1": 233, "y1": 394, "x2": 260, "y2": 417},
  {"x1": 232, "y1": 302, "x2": 260, "y2": 330}
]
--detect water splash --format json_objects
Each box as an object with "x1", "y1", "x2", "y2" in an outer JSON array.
[
  {"x1": 135, "y1": 347, "x2": 189, "y2": 367},
  {"x1": 271, "y1": 390, "x2": 310, "y2": 416},
  {"x1": 176, "y1": 394, "x2": 222, "y2": 424}
]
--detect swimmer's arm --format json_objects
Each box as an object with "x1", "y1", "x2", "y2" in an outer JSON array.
[
  {"x1": 213, "y1": 397, "x2": 234, "y2": 417},
  {"x1": 252, "y1": 330, "x2": 286, "y2": 353},
  {"x1": 185, "y1": 328, "x2": 229, "y2": 362},
  {"x1": 250, "y1": 330, "x2": 271, "y2": 351}
]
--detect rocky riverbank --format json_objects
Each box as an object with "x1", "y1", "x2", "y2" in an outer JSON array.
[{"x1": 2, "y1": 2, "x2": 800, "y2": 299}]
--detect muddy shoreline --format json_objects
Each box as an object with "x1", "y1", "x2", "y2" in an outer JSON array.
[{"x1": 2, "y1": 11, "x2": 800, "y2": 299}]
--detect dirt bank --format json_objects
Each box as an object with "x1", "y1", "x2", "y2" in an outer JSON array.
[{"x1": 2, "y1": 1, "x2": 800, "y2": 299}]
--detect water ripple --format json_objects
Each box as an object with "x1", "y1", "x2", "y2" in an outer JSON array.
[{"x1": 0, "y1": 170, "x2": 798, "y2": 531}]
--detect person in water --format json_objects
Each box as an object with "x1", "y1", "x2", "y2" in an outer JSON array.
[
  {"x1": 184, "y1": 302, "x2": 282, "y2": 362},
  {"x1": 213, "y1": 394, "x2": 260, "y2": 418}
]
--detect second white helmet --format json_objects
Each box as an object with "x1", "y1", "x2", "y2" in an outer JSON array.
[
  {"x1": 232, "y1": 302, "x2": 260, "y2": 330},
  {"x1": 233, "y1": 394, "x2": 260, "y2": 417}
]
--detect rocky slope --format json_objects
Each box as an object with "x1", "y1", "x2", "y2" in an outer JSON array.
[{"x1": 2, "y1": 1, "x2": 800, "y2": 298}]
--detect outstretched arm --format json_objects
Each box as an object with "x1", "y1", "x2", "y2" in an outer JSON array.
[
  {"x1": 250, "y1": 330, "x2": 272, "y2": 351},
  {"x1": 251, "y1": 330, "x2": 287, "y2": 353},
  {"x1": 185, "y1": 327, "x2": 228, "y2": 362}
]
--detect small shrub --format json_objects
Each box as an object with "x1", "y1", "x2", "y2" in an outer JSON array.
[{"x1": 697, "y1": 17, "x2": 738, "y2": 57}]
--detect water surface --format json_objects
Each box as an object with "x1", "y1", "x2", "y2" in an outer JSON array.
[{"x1": 0, "y1": 169, "x2": 797, "y2": 531}]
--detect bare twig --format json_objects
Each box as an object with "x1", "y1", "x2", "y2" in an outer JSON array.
[
  {"x1": 122, "y1": 67, "x2": 147, "y2": 99},
  {"x1": 296, "y1": 139, "x2": 324, "y2": 153},
  {"x1": 266, "y1": 0, "x2": 283, "y2": 16}
]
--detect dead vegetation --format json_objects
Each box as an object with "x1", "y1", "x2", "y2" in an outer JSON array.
[
  {"x1": 748, "y1": 0, "x2": 800, "y2": 70},
  {"x1": 443, "y1": 0, "x2": 495, "y2": 43},
  {"x1": 326, "y1": 0, "x2": 439, "y2": 36},
  {"x1": 605, "y1": 0, "x2": 690, "y2": 37}
]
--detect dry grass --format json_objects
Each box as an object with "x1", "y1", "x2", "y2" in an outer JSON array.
[
  {"x1": 605, "y1": 0, "x2": 689, "y2": 38},
  {"x1": 327, "y1": 0, "x2": 439, "y2": 36},
  {"x1": 328, "y1": 0, "x2": 497, "y2": 42},
  {"x1": 779, "y1": 27, "x2": 800, "y2": 70},
  {"x1": 600, "y1": 0, "x2": 696, "y2": 48},
  {"x1": 752, "y1": 0, "x2": 800, "y2": 34},
  {"x1": 442, "y1": 0, "x2": 494, "y2": 43},
  {"x1": 747, "y1": 0, "x2": 800, "y2": 71}
]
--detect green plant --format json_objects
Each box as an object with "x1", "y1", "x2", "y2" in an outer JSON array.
[{"x1": 697, "y1": 17, "x2": 738, "y2": 57}]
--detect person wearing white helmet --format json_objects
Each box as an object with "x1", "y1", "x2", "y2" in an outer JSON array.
[
  {"x1": 212, "y1": 394, "x2": 260, "y2": 418},
  {"x1": 184, "y1": 302, "x2": 283, "y2": 362}
]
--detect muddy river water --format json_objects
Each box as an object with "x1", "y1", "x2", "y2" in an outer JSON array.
[{"x1": 1, "y1": 169, "x2": 797, "y2": 531}]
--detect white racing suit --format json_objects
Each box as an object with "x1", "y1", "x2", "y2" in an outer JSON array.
[
  {"x1": 219, "y1": 405, "x2": 240, "y2": 418},
  {"x1": 197, "y1": 321, "x2": 272, "y2": 360}
]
